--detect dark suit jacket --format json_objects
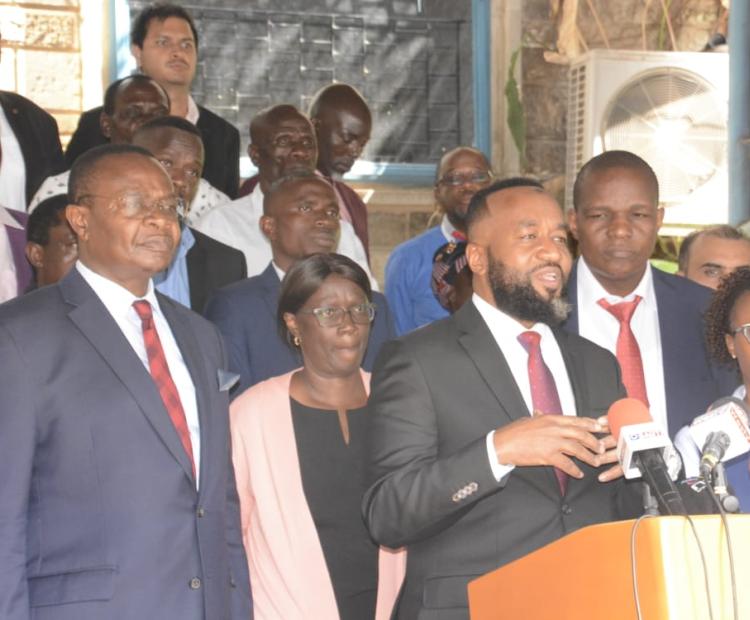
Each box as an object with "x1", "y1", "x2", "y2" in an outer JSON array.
[
  {"x1": 0, "y1": 91, "x2": 64, "y2": 207},
  {"x1": 204, "y1": 262, "x2": 396, "y2": 397},
  {"x1": 65, "y1": 104, "x2": 240, "y2": 198},
  {"x1": 186, "y1": 228, "x2": 246, "y2": 313},
  {"x1": 564, "y1": 263, "x2": 739, "y2": 437},
  {"x1": 0, "y1": 268, "x2": 252, "y2": 619},
  {"x1": 363, "y1": 301, "x2": 640, "y2": 620},
  {"x1": 3, "y1": 208, "x2": 32, "y2": 294}
]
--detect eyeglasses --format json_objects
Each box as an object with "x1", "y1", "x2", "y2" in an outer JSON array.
[
  {"x1": 438, "y1": 171, "x2": 492, "y2": 187},
  {"x1": 732, "y1": 324, "x2": 750, "y2": 344},
  {"x1": 298, "y1": 302, "x2": 376, "y2": 327},
  {"x1": 76, "y1": 193, "x2": 183, "y2": 221}
]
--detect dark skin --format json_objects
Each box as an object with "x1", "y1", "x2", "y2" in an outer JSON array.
[
  {"x1": 66, "y1": 153, "x2": 180, "y2": 297},
  {"x1": 568, "y1": 165, "x2": 664, "y2": 297},
  {"x1": 465, "y1": 187, "x2": 623, "y2": 482},
  {"x1": 260, "y1": 177, "x2": 340, "y2": 272},
  {"x1": 25, "y1": 216, "x2": 78, "y2": 287},
  {"x1": 284, "y1": 275, "x2": 371, "y2": 443},
  {"x1": 434, "y1": 147, "x2": 492, "y2": 234},
  {"x1": 100, "y1": 78, "x2": 170, "y2": 144},
  {"x1": 725, "y1": 291, "x2": 750, "y2": 408},
  {"x1": 249, "y1": 106, "x2": 318, "y2": 193},
  {"x1": 311, "y1": 91, "x2": 372, "y2": 178}
]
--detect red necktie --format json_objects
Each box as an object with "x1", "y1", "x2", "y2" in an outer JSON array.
[
  {"x1": 597, "y1": 296, "x2": 649, "y2": 407},
  {"x1": 451, "y1": 230, "x2": 467, "y2": 241},
  {"x1": 133, "y1": 300, "x2": 196, "y2": 478},
  {"x1": 518, "y1": 330, "x2": 567, "y2": 495}
]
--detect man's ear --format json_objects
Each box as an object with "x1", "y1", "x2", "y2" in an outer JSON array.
[
  {"x1": 130, "y1": 43, "x2": 143, "y2": 70},
  {"x1": 66, "y1": 204, "x2": 90, "y2": 242},
  {"x1": 465, "y1": 242, "x2": 487, "y2": 277},
  {"x1": 567, "y1": 208, "x2": 579, "y2": 241},
  {"x1": 248, "y1": 144, "x2": 260, "y2": 167},
  {"x1": 100, "y1": 112, "x2": 113, "y2": 140},
  {"x1": 25, "y1": 242, "x2": 44, "y2": 270},
  {"x1": 259, "y1": 214, "x2": 276, "y2": 242},
  {"x1": 656, "y1": 206, "x2": 665, "y2": 230}
]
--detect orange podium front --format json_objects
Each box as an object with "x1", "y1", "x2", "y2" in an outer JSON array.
[{"x1": 468, "y1": 515, "x2": 750, "y2": 619}]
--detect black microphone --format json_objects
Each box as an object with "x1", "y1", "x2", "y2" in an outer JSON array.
[{"x1": 700, "y1": 431, "x2": 731, "y2": 477}]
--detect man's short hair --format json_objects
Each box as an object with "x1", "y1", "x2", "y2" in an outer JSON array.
[
  {"x1": 102, "y1": 75, "x2": 168, "y2": 115},
  {"x1": 678, "y1": 225, "x2": 747, "y2": 272},
  {"x1": 572, "y1": 150, "x2": 659, "y2": 209},
  {"x1": 307, "y1": 83, "x2": 370, "y2": 120},
  {"x1": 434, "y1": 146, "x2": 489, "y2": 184},
  {"x1": 130, "y1": 3, "x2": 199, "y2": 50},
  {"x1": 249, "y1": 104, "x2": 304, "y2": 144},
  {"x1": 69, "y1": 144, "x2": 155, "y2": 203},
  {"x1": 263, "y1": 170, "x2": 328, "y2": 215},
  {"x1": 465, "y1": 177, "x2": 545, "y2": 233},
  {"x1": 135, "y1": 115, "x2": 203, "y2": 140},
  {"x1": 27, "y1": 195, "x2": 69, "y2": 245}
]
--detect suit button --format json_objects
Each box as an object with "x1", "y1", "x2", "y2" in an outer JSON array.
[
  {"x1": 189, "y1": 577, "x2": 202, "y2": 590},
  {"x1": 561, "y1": 503, "x2": 573, "y2": 515},
  {"x1": 197, "y1": 507, "x2": 205, "y2": 518}
]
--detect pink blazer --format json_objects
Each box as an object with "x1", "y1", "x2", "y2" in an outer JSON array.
[{"x1": 230, "y1": 369, "x2": 405, "y2": 620}]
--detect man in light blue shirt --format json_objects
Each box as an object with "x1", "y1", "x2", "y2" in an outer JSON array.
[{"x1": 385, "y1": 146, "x2": 491, "y2": 335}]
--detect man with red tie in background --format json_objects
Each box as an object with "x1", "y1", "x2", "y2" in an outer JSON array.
[
  {"x1": 0, "y1": 144, "x2": 251, "y2": 619},
  {"x1": 363, "y1": 178, "x2": 640, "y2": 619},
  {"x1": 564, "y1": 150, "x2": 737, "y2": 438}
]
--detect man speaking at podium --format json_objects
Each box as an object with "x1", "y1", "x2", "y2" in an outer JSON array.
[{"x1": 363, "y1": 178, "x2": 641, "y2": 619}]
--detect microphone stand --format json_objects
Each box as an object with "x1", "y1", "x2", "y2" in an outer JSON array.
[{"x1": 641, "y1": 482, "x2": 660, "y2": 516}]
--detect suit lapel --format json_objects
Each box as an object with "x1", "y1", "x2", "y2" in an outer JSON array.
[
  {"x1": 455, "y1": 302, "x2": 529, "y2": 423},
  {"x1": 259, "y1": 262, "x2": 281, "y2": 318},
  {"x1": 185, "y1": 229, "x2": 204, "y2": 311},
  {"x1": 61, "y1": 270, "x2": 196, "y2": 486},
  {"x1": 563, "y1": 261, "x2": 580, "y2": 333},
  {"x1": 159, "y1": 293, "x2": 211, "y2": 491},
  {"x1": 5, "y1": 221, "x2": 32, "y2": 292}
]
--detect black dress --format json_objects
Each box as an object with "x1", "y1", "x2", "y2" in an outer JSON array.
[{"x1": 290, "y1": 398, "x2": 378, "y2": 620}]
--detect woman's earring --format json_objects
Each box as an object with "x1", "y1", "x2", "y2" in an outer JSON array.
[{"x1": 293, "y1": 335, "x2": 301, "y2": 347}]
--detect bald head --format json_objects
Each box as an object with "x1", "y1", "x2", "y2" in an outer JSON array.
[
  {"x1": 434, "y1": 147, "x2": 493, "y2": 233},
  {"x1": 248, "y1": 104, "x2": 318, "y2": 191},
  {"x1": 308, "y1": 84, "x2": 372, "y2": 177}
]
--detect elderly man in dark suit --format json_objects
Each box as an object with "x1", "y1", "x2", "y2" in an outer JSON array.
[
  {"x1": 204, "y1": 172, "x2": 395, "y2": 397},
  {"x1": 0, "y1": 144, "x2": 251, "y2": 619},
  {"x1": 363, "y1": 178, "x2": 639, "y2": 619},
  {"x1": 132, "y1": 115, "x2": 246, "y2": 312},
  {"x1": 565, "y1": 150, "x2": 737, "y2": 438},
  {"x1": 65, "y1": 4, "x2": 240, "y2": 198}
]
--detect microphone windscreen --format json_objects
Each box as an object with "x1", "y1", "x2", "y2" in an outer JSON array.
[{"x1": 607, "y1": 398, "x2": 652, "y2": 441}]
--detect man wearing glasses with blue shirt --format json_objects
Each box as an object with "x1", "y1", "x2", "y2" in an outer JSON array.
[{"x1": 385, "y1": 146, "x2": 492, "y2": 335}]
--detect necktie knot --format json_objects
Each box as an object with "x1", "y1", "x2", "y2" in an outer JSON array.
[
  {"x1": 133, "y1": 300, "x2": 153, "y2": 327},
  {"x1": 517, "y1": 330, "x2": 541, "y2": 353},
  {"x1": 598, "y1": 295, "x2": 642, "y2": 324}
]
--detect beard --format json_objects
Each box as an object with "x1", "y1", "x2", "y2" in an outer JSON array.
[{"x1": 488, "y1": 256, "x2": 570, "y2": 326}]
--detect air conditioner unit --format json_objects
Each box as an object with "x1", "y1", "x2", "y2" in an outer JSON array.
[{"x1": 565, "y1": 49, "x2": 728, "y2": 236}]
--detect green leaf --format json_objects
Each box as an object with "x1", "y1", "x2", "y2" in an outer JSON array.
[{"x1": 505, "y1": 47, "x2": 526, "y2": 168}]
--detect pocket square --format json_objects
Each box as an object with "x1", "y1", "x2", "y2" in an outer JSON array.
[{"x1": 217, "y1": 369, "x2": 240, "y2": 392}]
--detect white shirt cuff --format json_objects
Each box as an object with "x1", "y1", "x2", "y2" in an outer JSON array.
[{"x1": 486, "y1": 430, "x2": 515, "y2": 482}]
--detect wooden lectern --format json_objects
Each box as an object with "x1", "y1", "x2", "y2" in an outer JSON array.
[{"x1": 468, "y1": 515, "x2": 750, "y2": 619}]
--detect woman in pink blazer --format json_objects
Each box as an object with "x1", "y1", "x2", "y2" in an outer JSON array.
[{"x1": 231, "y1": 254, "x2": 404, "y2": 619}]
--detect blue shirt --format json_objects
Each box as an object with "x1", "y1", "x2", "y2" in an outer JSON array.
[
  {"x1": 385, "y1": 224, "x2": 451, "y2": 335},
  {"x1": 154, "y1": 226, "x2": 195, "y2": 308}
]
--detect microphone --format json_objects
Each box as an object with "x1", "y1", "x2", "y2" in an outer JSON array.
[
  {"x1": 607, "y1": 398, "x2": 688, "y2": 516},
  {"x1": 689, "y1": 396, "x2": 750, "y2": 476}
]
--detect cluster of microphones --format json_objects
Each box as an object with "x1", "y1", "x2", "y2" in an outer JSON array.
[{"x1": 608, "y1": 396, "x2": 750, "y2": 515}]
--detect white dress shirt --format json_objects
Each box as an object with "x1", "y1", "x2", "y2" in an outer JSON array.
[
  {"x1": 193, "y1": 182, "x2": 378, "y2": 289},
  {"x1": 0, "y1": 105, "x2": 27, "y2": 213},
  {"x1": 575, "y1": 258, "x2": 668, "y2": 432},
  {"x1": 0, "y1": 206, "x2": 21, "y2": 302},
  {"x1": 472, "y1": 293, "x2": 577, "y2": 481},
  {"x1": 76, "y1": 261, "x2": 202, "y2": 487},
  {"x1": 28, "y1": 170, "x2": 227, "y2": 223}
]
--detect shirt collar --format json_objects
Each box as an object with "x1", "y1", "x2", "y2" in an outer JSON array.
[
  {"x1": 76, "y1": 260, "x2": 161, "y2": 317},
  {"x1": 186, "y1": 95, "x2": 200, "y2": 125},
  {"x1": 472, "y1": 292, "x2": 555, "y2": 341},
  {"x1": 175, "y1": 224, "x2": 195, "y2": 259},
  {"x1": 440, "y1": 215, "x2": 459, "y2": 242},
  {"x1": 576, "y1": 256, "x2": 654, "y2": 306},
  {"x1": 271, "y1": 261, "x2": 285, "y2": 281},
  {"x1": 0, "y1": 206, "x2": 22, "y2": 229}
]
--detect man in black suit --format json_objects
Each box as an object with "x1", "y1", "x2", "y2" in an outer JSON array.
[
  {"x1": 0, "y1": 90, "x2": 64, "y2": 212},
  {"x1": 204, "y1": 172, "x2": 395, "y2": 396},
  {"x1": 363, "y1": 178, "x2": 639, "y2": 619},
  {"x1": 65, "y1": 3, "x2": 239, "y2": 198},
  {"x1": 132, "y1": 116, "x2": 246, "y2": 312}
]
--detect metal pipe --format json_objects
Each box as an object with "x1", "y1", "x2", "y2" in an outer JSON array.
[{"x1": 729, "y1": 3, "x2": 750, "y2": 224}]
